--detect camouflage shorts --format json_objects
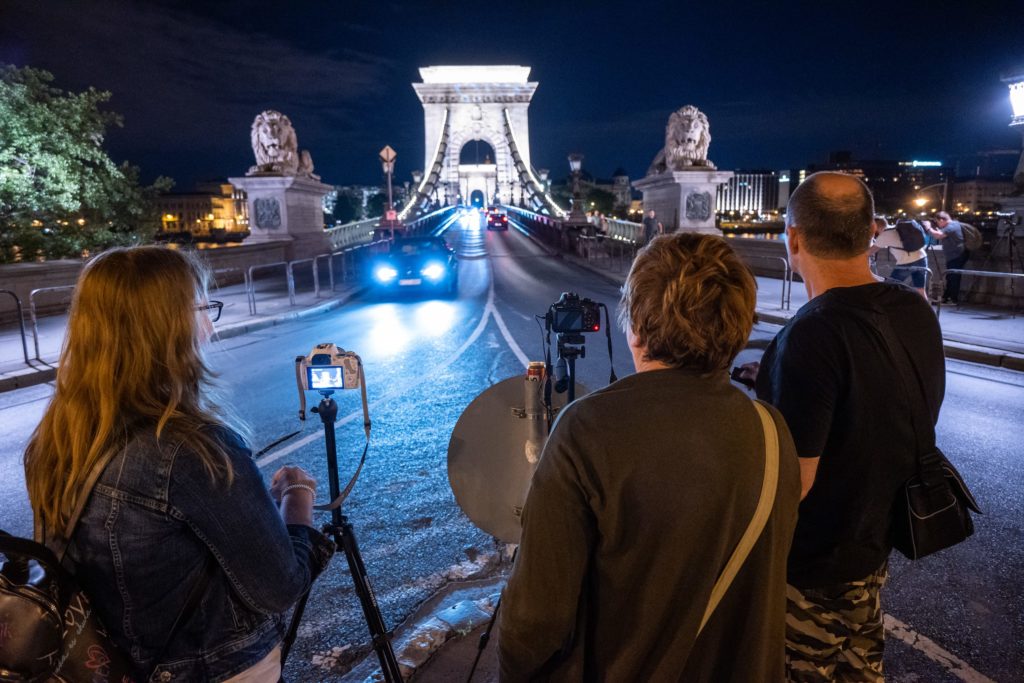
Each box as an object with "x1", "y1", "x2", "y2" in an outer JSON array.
[{"x1": 785, "y1": 563, "x2": 888, "y2": 682}]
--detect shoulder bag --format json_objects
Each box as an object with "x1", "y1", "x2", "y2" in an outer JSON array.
[
  {"x1": 863, "y1": 309, "x2": 981, "y2": 560},
  {"x1": 698, "y1": 400, "x2": 780, "y2": 634}
]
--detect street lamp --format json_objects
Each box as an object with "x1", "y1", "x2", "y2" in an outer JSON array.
[
  {"x1": 1001, "y1": 66, "x2": 1024, "y2": 186},
  {"x1": 568, "y1": 153, "x2": 585, "y2": 219},
  {"x1": 913, "y1": 182, "x2": 949, "y2": 213}
]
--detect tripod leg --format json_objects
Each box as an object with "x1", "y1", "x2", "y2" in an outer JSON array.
[
  {"x1": 466, "y1": 595, "x2": 502, "y2": 683},
  {"x1": 335, "y1": 518, "x2": 404, "y2": 682},
  {"x1": 280, "y1": 588, "x2": 313, "y2": 664}
]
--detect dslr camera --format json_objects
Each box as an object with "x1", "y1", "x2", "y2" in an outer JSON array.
[
  {"x1": 296, "y1": 343, "x2": 361, "y2": 392},
  {"x1": 547, "y1": 292, "x2": 601, "y2": 334}
]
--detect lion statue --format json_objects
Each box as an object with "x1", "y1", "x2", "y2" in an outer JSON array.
[
  {"x1": 247, "y1": 110, "x2": 317, "y2": 177},
  {"x1": 646, "y1": 105, "x2": 715, "y2": 175}
]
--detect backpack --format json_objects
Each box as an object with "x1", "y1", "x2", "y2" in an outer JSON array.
[
  {"x1": 960, "y1": 222, "x2": 982, "y2": 251},
  {"x1": 0, "y1": 531, "x2": 139, "y2": 683},
  {"x1": 894, "y1": 220, "x2": 926, "y2": 252},
  {"x1": 0, "y1": 451, "x2": 213, "y2": 683}
]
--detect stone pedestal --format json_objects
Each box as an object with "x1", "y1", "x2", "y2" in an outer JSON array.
[
  {"x1": 633, "y1": 170, "x2": 734, "y2": 233},
  {"x1": 229, "y1": 174, "x2": 332, "y2": 259}
]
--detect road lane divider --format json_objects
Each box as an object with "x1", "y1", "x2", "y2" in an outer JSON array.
[
  {"x1": 884, "y1": 614, "x2": 994, "y2": 682},
  {"x1": 256, "y1": 280, "x2": 506, "y2": 469}
]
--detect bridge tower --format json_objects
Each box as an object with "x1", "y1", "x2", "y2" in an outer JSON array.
[{"x1": 402, "y1": 65, "x2": 562, "y2": 217}]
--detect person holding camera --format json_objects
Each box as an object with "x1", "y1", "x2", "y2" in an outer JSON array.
[
  {"x1": 24, "y1": 246, "x2": 334, "y2": 682},
  {"x1": 498, "y1": 233, "x2": 801, "y2": 681},
  {"x1": 924, "y1": 211, "x2": 970, "y2": 304}
]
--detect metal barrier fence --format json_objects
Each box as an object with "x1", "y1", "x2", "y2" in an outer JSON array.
[
  {"x1": 741, "y1": 255, "x2": 793, "y2": 310},
  {"x1": 0, "y1": 289, "x2": 30, "y2": 366},
  {"x1": 246, "y1": 240, "x2": 392, "y2": 315},
  {"x1": 29, "y1": 286, "x2": 76, "y2": 362},
  {"x1": 941, "y1": 269, "x2": 1024, "y2": 317}
]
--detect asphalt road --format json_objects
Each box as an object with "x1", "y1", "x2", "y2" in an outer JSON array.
[{"x1": 0, "y1": 213, "x2": 1020, "y2": 681}]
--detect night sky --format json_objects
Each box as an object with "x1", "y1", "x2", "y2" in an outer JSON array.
[{"x1": 2, "y1": 0, "x2": 1022, "y2": 189}]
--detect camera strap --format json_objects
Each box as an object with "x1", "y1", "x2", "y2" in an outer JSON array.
[{"x1": 313, "y1": 360, "x2": 371, "y2": 512}]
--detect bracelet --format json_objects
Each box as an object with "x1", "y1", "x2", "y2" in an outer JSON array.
[{"x1": 280, "y1": 483, "x2": 316, "y2": 500}]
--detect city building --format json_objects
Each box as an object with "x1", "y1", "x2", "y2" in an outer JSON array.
[
  {"x1": 807, "y1": 152, "x2": 953, "y2": 214},
  {"x1": 716, "y1": 170, "x2": 789, "y2": 218},
  {"x1": 155, "y1": 181, "x2": 249, "y2": 242}
]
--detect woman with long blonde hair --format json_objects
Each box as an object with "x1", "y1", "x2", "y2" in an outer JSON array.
[{"x1": 25, "y1": 246, "x2": 332, "y2": 682}]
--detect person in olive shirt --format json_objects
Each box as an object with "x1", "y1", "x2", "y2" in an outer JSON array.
[
  {"x1": 749, "y1": 173, "x2": 945, "y2": 681},
  {"x1": 498, "y1": 233, "x2": 801, "y2": 682}
]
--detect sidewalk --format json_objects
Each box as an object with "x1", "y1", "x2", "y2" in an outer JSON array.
[
  {"x1": 0, "y1": 276, "x2": 361, "y2": 393},
  {"x1": 574, "y1": 251, "x2": 1024, "y2": 372}
]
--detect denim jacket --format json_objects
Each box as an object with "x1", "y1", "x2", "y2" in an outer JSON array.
[{"x1": 64, "y1": 426, "x2": 334, "y2": 682}]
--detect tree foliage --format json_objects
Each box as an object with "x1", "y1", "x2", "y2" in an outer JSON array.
[{"x1": 0, "y1": 64, "x2": 172, "y2": 262}]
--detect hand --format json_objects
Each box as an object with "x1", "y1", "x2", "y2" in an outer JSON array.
[
  {"x1": 731, "y1": 361, "x2": 760, "y2": 389},
  {"x1": 270, "y1": 465, "x2": 317, "y2": 504}
]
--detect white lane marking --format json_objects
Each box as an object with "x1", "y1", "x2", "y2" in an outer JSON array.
[
  {"x1": 256, "y1": 300, "x2": 494, "y2": 468},
  {"x1": 884, "y1": 614, "x2": 995, "y2": 683},
  {"x1": 487, "y1": 296, "x2": 530, "y2": 369}
]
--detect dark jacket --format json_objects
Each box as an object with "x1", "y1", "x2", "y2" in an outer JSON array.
[
  {"x1": 498, "y1": 369, "x2": 801, "y2": 682},
  {"x1": 65, "y1": 426, "x2": 333, "y2": 682}
]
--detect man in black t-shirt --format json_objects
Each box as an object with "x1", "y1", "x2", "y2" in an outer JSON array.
[{"x1": 746, "y1": 172, "x2": 945, "y2": 681}]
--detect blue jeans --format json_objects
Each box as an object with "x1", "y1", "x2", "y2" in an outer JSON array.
[{"x1": 890, "y1": 257, "x2": 927, "y2": 289}]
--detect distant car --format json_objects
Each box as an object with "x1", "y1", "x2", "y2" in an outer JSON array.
[
  {"x1": 370, "y1": 236, "x2": 458, "y2": 297},
  {"x1": 486, "y1": 211, "x2": 509, "y2": 231}
]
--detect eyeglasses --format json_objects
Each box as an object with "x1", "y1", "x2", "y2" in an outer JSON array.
[{"x1": 196, "y1": 300, "x2": 224, "y2": 323}]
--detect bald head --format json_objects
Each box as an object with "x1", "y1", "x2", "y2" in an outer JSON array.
[{"x1": 787, "y1": 172, "x2": 875, "y2": 259}]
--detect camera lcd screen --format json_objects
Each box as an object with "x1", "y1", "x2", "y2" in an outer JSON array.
[
  {"x1": 553, "y1": 309, "x2": 583, "y2": 332},
  {"x1": 308, "y1": 366, "x2": 344, "y2": 390}
]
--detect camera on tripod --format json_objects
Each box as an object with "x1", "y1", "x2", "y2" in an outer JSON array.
[
  {"x1": 297, "y1": 343, "x2": 361, "y2": 392},
  {"x1": 546, "y1": 292, "x2": 601, "y2": 334}
]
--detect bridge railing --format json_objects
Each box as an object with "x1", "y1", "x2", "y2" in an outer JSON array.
[
  {"x1": 503, "y1": 205, "x2": 563, "y2": 248},
  {"x1": 404, "y1": 205, "x2": 459, "y2": 237},
  {"x1": 327, "y1": 217, "x2": 378, "y2": 251}
]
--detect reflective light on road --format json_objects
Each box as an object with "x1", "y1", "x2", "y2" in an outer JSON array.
[
  {"x1": 459, "y1": 211, "x2": 480, "y2": 230},
  {"x1": 369, "y1": 304, "x2": 412, "y2": 355},
  {"x1": 415, "y1": 300, "x2": 456, "y2": 337}
]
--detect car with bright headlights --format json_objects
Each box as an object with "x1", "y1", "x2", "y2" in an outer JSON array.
[{"x1": 369, "y1": 236, "x2": 458, "y2": 298}]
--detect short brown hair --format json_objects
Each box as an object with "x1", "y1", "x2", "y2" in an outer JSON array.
[
  {"x1": 787, "y1": 172, "x2": 875, "y2": 258},
  {"x1": 619, "y1": 233, "x2": 756, "y2": 374}
]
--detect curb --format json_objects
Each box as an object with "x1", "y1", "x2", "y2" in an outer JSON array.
[
  {"x1": 0, "y1": 287, "x2": 363, "y2": 395},
  {"x1": 339, "y1": 575, "x2": 506, "y2": 683}
]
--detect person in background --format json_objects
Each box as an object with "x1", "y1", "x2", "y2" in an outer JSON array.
[
  {"x1": 924, "y1": 211, "x2": 969, "y2": 304},
  {"x1": 642, "y1": 208, "x2": 663, "y2": 244},
  {"x1": 499, "y1": 233, "x2": 800, "y2": 682},
  {"x1": 872, "y1": 216, "x2": 929, "y2": 299},
  {"x1": 24, "y1": 246, "x2": 333, "y2": 682}
]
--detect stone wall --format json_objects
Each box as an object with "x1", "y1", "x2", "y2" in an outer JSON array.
[{"x1": 0, "y1": 240, "x2": 292, "y2": 324}]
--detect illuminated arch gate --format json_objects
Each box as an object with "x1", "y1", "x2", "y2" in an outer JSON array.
[{"x1": 401, "y1": 65, "x2": 564, "y2": 218}]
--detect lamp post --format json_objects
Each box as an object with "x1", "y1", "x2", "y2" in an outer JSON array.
[
  {"x1": 568, "y1": 153, "x2": 585, "y2": 220},
  {"x1": 1002, "y1": 67, "x2": 1024, "y2": 187}
]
